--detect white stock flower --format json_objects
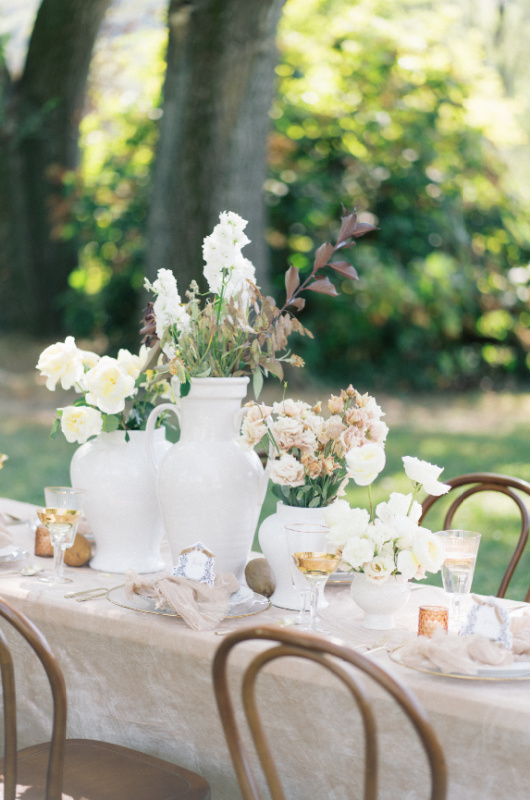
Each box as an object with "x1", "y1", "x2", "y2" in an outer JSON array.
[
  {"x1": 117, "y1": 345, "x2": 150, "y2": 381},
  {"x1": 84, "y1": 356, "x2": 136, "y2": 415},
  {"x1": 376, "y1": 492, "x2": 422, "y2": 525},
  {"x1": 342, "y1": 536, "x2": 374, "y2": 570},
  {"x1": 60, "y1": 405, "x2": 103, "y2": 444},
  {"x1": 268, "y1": 453, "x2": 305, "y2": 487},
  {"x1": 202, "y1": 211, "x2": 256, "y2": 300},
  {"x1": 402, "y1": 456, "x2": 450, "y2": 496},
  {"x1": 364, "y1": 554, "x2": 395, "y2": 583},
  {"x1": 145, "y1": 268, "x2": 191, "y2": 339},
  {"x1": 346, "y1": 443, "x2": 386, "y2": 486},
  {"x1": 37, "y1": 336, "x2": 84, "y2": 391}
]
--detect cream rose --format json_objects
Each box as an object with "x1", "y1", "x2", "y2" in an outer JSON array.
[
  {"x1": 364, "y1": 554, "x2": 395, "y2": 583},
  {"x1": 60, "y1": 405, "x2": 103, "y2": 444},
  {"x1": 268, "y1": 454, "x2": 305, "y2": 487},
  {"x1": 84, "y1": 356, "x2": 136, "y2": 415},
  {"x1": 36, "y1": 336, "x2": 84, "y2": 391}
]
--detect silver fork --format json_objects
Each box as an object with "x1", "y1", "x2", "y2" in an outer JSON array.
[{"x1": 352, "y1": 632, "x2": 392, "y2": 653}]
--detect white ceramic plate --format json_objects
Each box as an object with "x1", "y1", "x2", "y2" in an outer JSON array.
[
  {"x1": 390, "y1": 648, "x2": 530, "y2": 681},
  {"x1": 0, "y1": 547, "x2": 29, "y2": 563},
  {"x1": 107, "y1": 586, "x2": 270, "y2": 619}
]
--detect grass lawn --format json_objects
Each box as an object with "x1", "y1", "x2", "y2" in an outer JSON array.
[{"x1": 1, "y1": 345, "x2": 529, "y2": 601}]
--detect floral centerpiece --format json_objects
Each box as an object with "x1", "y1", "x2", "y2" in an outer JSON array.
[
  {"x1": 241, "y1": 385, "x2": 388, "y2": 508},
  {"x1": 144, "y1": 208, "x2": 375, "y2": 398},
  {"x1": 36, "y1": 338, "x2": 173, "y2": 444},
  {"x1": 324, "y1": 453, "x2": 451, "y2": 583}
]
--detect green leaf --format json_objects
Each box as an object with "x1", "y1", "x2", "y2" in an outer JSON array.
[
  {"x1": 49, "y1": 414, "x2": 61, "y2": 440},
  {"x1": 101, "y1": 414, "x2": 121, "y2": 433},
  {"x1": 308, "y1": 496, "x2": 322, "y2": 508},
  {"x1": 252, "y1": 369, "x2": 264, "y2": 400},
  {"x1": 180, "y1": 380, "x2": 191, "y2": 398}
]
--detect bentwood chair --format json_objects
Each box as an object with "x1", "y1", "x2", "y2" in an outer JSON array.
[
  {"x1": 420, "y1": 473, "x2": 530, "y2": 601},
  {"x1": 0, "y1": 597, "x2": 210, "y2": 800},
  {"x1": 212, "y1": 625, "x2": 447, "y2": 800}
]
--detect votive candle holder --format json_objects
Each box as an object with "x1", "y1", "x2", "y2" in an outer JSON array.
[{"x1": 418, "y1": 605, "x2": 449, "y2": 638}]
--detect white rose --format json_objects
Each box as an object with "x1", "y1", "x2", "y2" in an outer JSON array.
[
  {"x1": 402, "y1": 456, "x2": 450, "y2": 496},
  {"x1": 78, "y1": 350, "x2": 100, "y2": 369},
  {"x1": 322, "y1": 499, "x2": 354, "y2": 527},
  {"x1": 411, "y1": 530, "x2": 445, "y2": 574},
  {"x1": 396, "y1": 549, "x2": 419, "y2": 580},
  {"x1": 268, "y1": 454, "x2": 305, "y2": 487},
  {"x1": 84, "y1": 356, "x2": 136, "y2": 415},
  {"x1": 60, "y1": 405, "x2": 103, "y2": 444},
  {"x1": 364, "y1": 554, "x2": 395, "y2": 583},
  {"x1": 376, "y1": 492, "x2": 422, "y2": 525},
  {"x1": 346, "y1": 442, "x2": 386, "y2": 486},
  {"x1": 117, "y1": 345, "x2": 149, "y2": 381},
  {"x1": 36, "y1": 336, "x2": 84, "y2": 391},
  {"x1": 342, "y1": 536, "x2": 374, "y2": 570},
  {"x1": 326, "y1": 508, "x2": 371, "y2": 549}
]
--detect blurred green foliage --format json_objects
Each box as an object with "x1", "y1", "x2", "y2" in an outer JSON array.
[
  {"x1": 56, "y1": 0, "x2": 530, "y2": 386},
  {"x1": 265, "y1": 0, "x2": 530, "y2": 390}
]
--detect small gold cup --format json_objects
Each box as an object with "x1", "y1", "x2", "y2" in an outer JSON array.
[{"x1": 418, "y1": 605, "x2": 449, "y2": 638}]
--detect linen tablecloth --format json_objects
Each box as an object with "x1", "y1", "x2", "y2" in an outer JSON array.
[{"x1": 0, "y1": 513, "x2": 528, "y2": 799}]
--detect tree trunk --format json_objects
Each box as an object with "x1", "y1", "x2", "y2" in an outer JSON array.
[
  {"x1": 0, "y1": 0, "x2": 111, "y2": 335},
  {"x1": 147, "y1": 0, "x2": 286, "y2": 295}
]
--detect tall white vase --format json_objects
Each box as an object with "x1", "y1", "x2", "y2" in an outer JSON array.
[
  {"x1": 258, "y1": 503, "x2": 332, "y2": 610},
  {"x1": 146, "y1": 377, "x2": 268, "y2": 591},
  {"x1": 70, "y1": 429, "x2": 170, "y2": 573}
]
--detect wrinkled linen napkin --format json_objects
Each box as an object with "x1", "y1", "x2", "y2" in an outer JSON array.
[
  {"x1": 125, "y1": 570, "x2": 240, "y2": 631},
  {"x1": 397, "y1": 612, "x2": 530, "y2": 675}
]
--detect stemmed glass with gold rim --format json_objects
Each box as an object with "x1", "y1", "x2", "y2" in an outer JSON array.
[
  {"x1": 38, "y1": 487, "x2": 84, "y2": 584},
  {"x1": 285, "y1": 523, "x2": 340, "y2": 633}
]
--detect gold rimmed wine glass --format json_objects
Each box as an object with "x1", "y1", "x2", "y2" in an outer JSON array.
[
  {"x1": 38, "y1": 487, "x2": 84, "y2": 584},
  {"x1": 285, "y1": 523, "x2": 340, "y2": 633}
]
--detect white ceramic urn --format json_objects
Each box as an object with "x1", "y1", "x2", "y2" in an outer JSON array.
[
  {"x1": 258, "y1": 503, "x2": 332, "y2": 610},
  {"x1": 146, "y1": 377, "x2": 268, "y2": 590}
]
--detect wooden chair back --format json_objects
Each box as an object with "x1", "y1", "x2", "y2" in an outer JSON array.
[
  {"x1": 420, "y1": 472, "x2": 530, "y2": 600},
  {"x1": 0, "y1": 597, "x2": 67, "y2": 800},
  {"x1": 212, "y1": 625, "x2": 447, "y2": 800}
]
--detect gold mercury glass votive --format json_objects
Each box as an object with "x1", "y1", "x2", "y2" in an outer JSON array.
[{"x1": 418, "y1": 605, "x2": 449, "y2": 638}]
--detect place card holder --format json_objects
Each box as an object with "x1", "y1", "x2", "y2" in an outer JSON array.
[
  {"x1": 173, "y1": 542, "x2": 216, "y2": 586},
  {"x1": 418, "y1": 605, "x2": 449, "y2": 638}
]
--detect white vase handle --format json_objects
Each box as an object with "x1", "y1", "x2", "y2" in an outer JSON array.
[{"x1": 146, "y1": 403, "x2": 181, "y2": 473}]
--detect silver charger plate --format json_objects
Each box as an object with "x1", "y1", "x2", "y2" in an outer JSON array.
[
  {"x1": 0, "y1": 547, "x2": 29, "y2": 564},
  {"x1": 107, "y1": 586, "x2": 271, "y2": 618}
]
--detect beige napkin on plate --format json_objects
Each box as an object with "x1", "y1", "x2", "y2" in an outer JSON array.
[
  {"x1": 397, "y1": 627, "x2": 515, "y2": 675},
  {"x1": 125, "y1": 570, "x2": 240, "y2": 631}
]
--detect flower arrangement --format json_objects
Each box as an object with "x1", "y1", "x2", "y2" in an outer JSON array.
[
  {"x1": 144, "y1": 208, "x2": 375, "y2": 397},
  {"x1": 240, "y1": 385, "x2": 388, "y2": 508},
  {"x1": 323, "y1": 454, "x2": 451, "y2": 583},
  {"x1": 36, "y1": 338, "x2": 173, "y2": 444}
]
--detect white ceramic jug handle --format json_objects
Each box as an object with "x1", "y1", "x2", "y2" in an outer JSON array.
[
  {"x1": 233, "y1": 406, "x2": 248, "y2": 435},
  {"x1": 146, "y1": 403, "x2": 181, "y2": 473}
]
